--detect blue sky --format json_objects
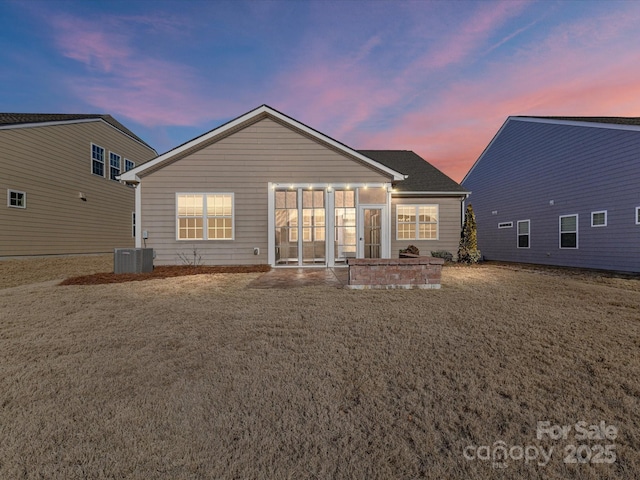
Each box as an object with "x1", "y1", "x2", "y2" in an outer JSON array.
[{"x1": 2, "y1": 0, "x2": 640, "y2": 181}]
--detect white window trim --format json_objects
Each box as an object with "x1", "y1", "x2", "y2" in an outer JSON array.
[
  {"x1": 7, "y1": 189, "x2": 26, "y2": 208},
  {"x1": 91, "y1": 143, "x2": 105, "y2": 177},
  {"x1": 516, "y1": 219, "x2": 530, "y2": 249},
  {"x1": 636, "y1": 207, "x2": 640, "y2": 225},
  {"x1": 175, "y1": 192, "x2": 235, "y2": 241},
  {"x1": 559, "y1": 214, "x2": 579, "y2": 249},
  {"x1": 591, "y1": 210, "x2": 607, "y2": 227},
  {"x1": 498, "y1": 222, "x2": 513, "y2": 229},
  {"x1": 395, "y1": 204, "x2": 439, "y2": 241},
  {"x1": 109, "y1": 152, "x2": 121, "y2": 181}
]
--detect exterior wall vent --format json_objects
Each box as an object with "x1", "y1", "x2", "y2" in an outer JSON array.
[{"x1": 114, "y1": 248, "x2": 154, "y2": 274}]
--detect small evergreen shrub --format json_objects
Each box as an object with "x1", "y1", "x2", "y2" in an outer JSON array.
[{"x1": 458, "y1": 204, "x2": 481, "y2": 264}]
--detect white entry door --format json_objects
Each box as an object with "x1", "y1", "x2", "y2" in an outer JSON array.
[{"x1": 357, "y1": 205, "x2": 387, "y2": 258}]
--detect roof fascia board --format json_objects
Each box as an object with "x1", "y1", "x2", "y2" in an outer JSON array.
[
  {"x1": 265, "y1": 107, "x2": 405, "y2": 181},
  {"x1": 0, "y1": 117, "x2": 101, "y2": 131},
  {"x1": 392, "y1": 191, "x2": 470, "y2": 196},
  {"x1": 461, "y1": 116, "x2": 512, "y2": 184},
  {"x1": 122, "y1": 105, "x2": 405, "y2": 181},
  {"x1": 99, "y1": 119, "x2": 157, "y2": 153},
  {"x1": 512, "y1": 116, "x2": 640, "y2": 132}
]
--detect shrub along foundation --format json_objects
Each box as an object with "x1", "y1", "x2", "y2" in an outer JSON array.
[{"x1": 346, "y1": 257, "x2": 444, "y2": 289}]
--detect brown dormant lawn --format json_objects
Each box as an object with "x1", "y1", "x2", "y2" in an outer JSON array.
[{"x1": 0, "y1": 257, "x2": 639, "y2": 479}]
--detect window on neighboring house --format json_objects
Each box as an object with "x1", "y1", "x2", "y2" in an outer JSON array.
[
  {"x1": 109, "y1": 152, "x2": 121, "y2": 181},
  {"x1": 176, "y1": 193, "x2": 234, "y2": 240},
  {"x1": 517, "y1": 220, "x2": 530, "y2": 248},
  {"x1": 132, "y1": 212, "x2": 136, "y2": 237},
  {"x1": 636, "y1": 207, "x2": 640, "y2": 225},
  {"x1": 91, "y1": 144, "x2": 105, "y2": 176},
  {"x1": 8, "y1": 189, "x2": 26, "y2": 208},
  {"x1": 498, "y1": 222, "x2": 513, "y2": 229},
  {"x1": 591, "y1": 210, "x2": 607, "y2": 227},
  {"x1": 125, "y1": 159, "x2": 135, "y2": 172},
  {"x1": 560, "y1": 214, "x2": 578, "y2": 248},
  {"x1": 396, "y1": 205, "x2": 438, "y2": 240}
]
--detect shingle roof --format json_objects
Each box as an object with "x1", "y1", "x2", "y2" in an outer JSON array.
[
  {"x1": 0, "y1": 113, "x2": 153, "y2": 149},
  {"x1": 359, "y1": 150, "x2": 467, "y2": 193},
  {"x1": 520, "y1": 116, "x2": 640, "y2": 126}
]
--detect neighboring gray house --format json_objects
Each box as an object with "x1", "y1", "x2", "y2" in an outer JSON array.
[
  {"x1": 462, "y1": 116, "x2": 640, "y2": 273},
  {"x1": 0, "y1": 114, "x2": 156, "y2": 256},
  {"x1": 121, "y1": 105, "x2": 468, "y2": 266}
]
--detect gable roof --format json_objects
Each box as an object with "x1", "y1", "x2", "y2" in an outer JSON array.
[
  {"x1": 0, "y1": 113, "x2": 154, "y2": 150},
  {"x1": 121, "y1": 105, "x2": 405, "y2": 182},
  {"x1": 359, "y1": 150, "x2": 468, "y2": 194}
]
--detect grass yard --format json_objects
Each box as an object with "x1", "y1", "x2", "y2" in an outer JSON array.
[{"x1": 0, "y1": 257, "x2": 639, "y2": 479}]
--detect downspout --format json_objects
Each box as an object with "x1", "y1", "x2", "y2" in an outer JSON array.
[{"x1": 135, "y1": 182, "x2": 142, "y2": 248}]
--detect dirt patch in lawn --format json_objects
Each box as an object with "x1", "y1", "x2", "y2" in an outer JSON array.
[
  {"x1": 1, "y1": 262, "x2": 639, "y2": 479},
  {"x1": 60, "y1": 264, "x2": 271, "y2": 285}
]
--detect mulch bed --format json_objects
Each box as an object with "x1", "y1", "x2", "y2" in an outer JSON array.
[{"x1": 59, "y1": 265, "x2": 271, "y2": 286}]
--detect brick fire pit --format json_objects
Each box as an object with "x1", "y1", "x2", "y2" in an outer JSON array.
[{"x1": 346, "y1": 257, "x2": 444, "y2": 289}]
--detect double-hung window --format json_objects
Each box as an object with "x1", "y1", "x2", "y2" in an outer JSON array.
[
  {"x1": 91, "y1": 144, "x2": 105, "y2": 176},
  {"x1": 517, "y1": 220, "x2": 530, "y2": 248},
  {"x1": 396, "y1": 205, "x2": 438, "y2": 240},
  {"x1": 124, "y1": 159, "x2": 135, "y2": 172},
  {"x1": 109, "y1": 153, "x2": 121, "y2": 181},
  {"x1": 560, "y1": 214, "x2": 578, "y2": 248},
  {"x1": 177, "y1": 193, "x2": 234, "y2": 240}
]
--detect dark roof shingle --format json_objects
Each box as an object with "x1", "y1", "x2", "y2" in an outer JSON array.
[
  {"x1": 0, "y1": 113, "x2": 153, "y2": 149},
  {"x1": 359, "y1": 150, "x2": 467, "y2": 193}
]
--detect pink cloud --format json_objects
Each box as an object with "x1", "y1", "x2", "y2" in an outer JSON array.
[
  {"x1": 52, "y1": 15, "x2": 131, "y2": 72},
  {"x1": 370, "y1": 14, "x2": 640, "y2": 183},
  {"x1": 49, "y1": 13, "x2": 239, "y2": 127},
  {"x1": 404, "y1": 0, "x2": 531, "y2": 73}
]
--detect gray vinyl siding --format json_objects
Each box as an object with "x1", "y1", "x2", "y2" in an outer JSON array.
[
  {"x1": 462, "y1": 118, "x2": 640, "y2": 273},
  {"x1": 0, "y1": 121, "x2": 155, "y2": 256},
  {"x1": 141, "y1": 117, "x2": 392, "y2": 265},
  {"x1": 391, "y1": 196, "x2": 464, "y2": 259}
]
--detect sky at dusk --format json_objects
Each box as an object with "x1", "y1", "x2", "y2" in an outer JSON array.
[{"x1": 2, "y1": 0, "x2": 640, "y2": 181}]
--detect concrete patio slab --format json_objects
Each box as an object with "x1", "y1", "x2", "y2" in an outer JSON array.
[{"x1": 247, "y1": 268, "x2": 348, "y2": 289}]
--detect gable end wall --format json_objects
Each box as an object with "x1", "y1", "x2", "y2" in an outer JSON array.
[
  {"x1": 141, "y1": 117, "x2": 392, "y2": 265},
  {"x1": 0, "y1": 122, "x2": 156, "y2": 256},
  {"x1": 462, "y1": 120, "x2": 640, "y2": 272}
]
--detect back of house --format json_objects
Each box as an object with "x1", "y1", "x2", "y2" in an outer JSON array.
[
  {"x1": 121, "y1": 105, "x2": 468, "y2": 267},
  {"x1": 0, "y1": 114, "x2": 156, "y2": 256},
  {"x1": 462, "y1": 116, "x2": 640, "y2": 273}
]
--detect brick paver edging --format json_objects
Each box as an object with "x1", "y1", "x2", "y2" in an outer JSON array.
[{"x1": 346, "y1": 257, "x2": 444, "y2": 290}]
